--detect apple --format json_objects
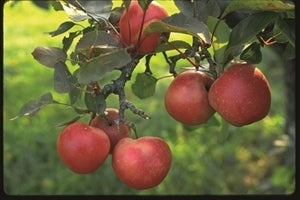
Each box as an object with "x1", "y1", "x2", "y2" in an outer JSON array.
[
  {"x1": 112, "y1": 136, "x2": 172, "y2": 190},
  {"x1": 164, "y1": 70, "x2": 215, "y2": 125},
  {"x1": 118, "y1": 0, "x2": 169, "y2": 55},
  {"x1": 90, "y1": 108, "x2": 131, "y2": 154},
  {"x1": 57, "y1": 121, "x2": 110, "y2": 174},
  {"x1": 208, "y1": 63, "x2": 271, "y2": 126}
]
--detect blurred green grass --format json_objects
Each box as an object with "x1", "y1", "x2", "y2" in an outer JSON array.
[{"x1": 3, "y1": 1, "x2": 294, "y2": 195}]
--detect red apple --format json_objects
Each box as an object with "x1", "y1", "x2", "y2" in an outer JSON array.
[
  {"x1": 90, "y1": 108, "x2": 131, "y2": 154},
  {"x1": 208, "y1": 63, "x2": 271, "y2": 126},
  {"x1": 164, "y1": 70, "x2": 215, "y2": 125},
  {"x1": 112, "y1": 136, "x2": 172, "y2": 190},
  {"x1": 57, "y1": 121, "x2": 110, "y2": 174},
  {"x1": 118, "y1": 0, "x2": 169, "y2": 55}
]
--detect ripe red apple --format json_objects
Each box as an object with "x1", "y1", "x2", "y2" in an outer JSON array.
[
  {"x1": 90, "y1": 108, "x2": 131, "y2": 154},
  {"x1": 112, "y1": 136, "x2": 172, "y2": 190},
  {"x1": 164, "y1": 70, "x2": 216, "y2": 125},
  {"x1": 118, "y1": 0, "x2": 169, "y2": 55},
  {"x1": 208, "y1": 63, "x2": 271, "y2": 126},
  {"x1": 57, "y1": 121, "x2": 110, "y2": 174}
]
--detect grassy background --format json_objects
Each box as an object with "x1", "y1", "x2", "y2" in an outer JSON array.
[{"x1": 3, "y1": 1, "x2": 294, "y2": 195}]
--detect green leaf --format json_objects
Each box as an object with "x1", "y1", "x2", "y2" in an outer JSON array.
[
  {"x1": 144, "y1": 13, "x2": 211, "y2": 46},
  {"x1": 131, "y1": 73, "x2": 158, "y2": 99},
  {"x1": 55, "y1": 115, "x2": 82, "y2": 127},
  {"x1": 138, "y1": 0, "x2": 153, "y2": 11},
  {"x1": 221, "y1": 0, "x2": 295, "y2": 18},
  {"x1": 240, "y1": 42, "x2": 262, "y2": 64},
  {"x1": 174, "y1": 0, "x2": 221, "y2": 22},
  {"x1": 77, "y1": 49, "x2": 131, "y2": 84},
  {"x1": 31, "y1": 46, "x2": 67, "y2": 68},
  {"x1": 273, "y1": 18, "x2": 295, "y2": 47},
  {"x1": 68, "y1": 70, "x2": 82, "y2": 105},
  {"x1": 283, "y1": 43, "x2": 295, "y2": 60},
  {"x1": 84, "y1": 90, "x2": 106, "y2": 114},
  {"x1": 53, "y1": 62, "x2": 76, "y2": 93},
  {"x1": 207, "y1": 16, "x2": 231, "y2": 64},
  {"x1": 11, "y1": 93, "x2": 55, "y2": 120},
  {"x1": 154, "y1": 40, "x2": 191, "y2": 53},
  {"x1": 63, "y1": 31, "x2": 81, "y2": 53},
  {"x1": 47, "y1": 21, "x2": 76, "y2": 37},
  {"x1": 75, "y1": 30, "x2": 121, "y2": 57},
  {"x1": 223, "y1": 11, "x2": 278, "y2": 64},
  {"x1": 61, "y1": 0, "x2": 112, "y2": 22}
]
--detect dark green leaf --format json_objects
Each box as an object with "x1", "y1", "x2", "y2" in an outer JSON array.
[
  {"x1": 69, "y1": 70, "x2": 82, "y2": 105},
  {"x1": 223, "y1": 11, "x2": 278, "y2": 64},
  {"x1": 75, "y1": 30, "x2": 120, "y2": 57},
  {"x1": 77, "y1": 49, "x2": 131, "y2": 84},
  {"x1": 154, "y1": 40, "x2": 191, "y2": 53},
  {"x1": 53, "y1": 62, "x2": 76, "y2": 93},
  {"x1": 240, "y1": 42, "x2": 262, "y2": 64},
  {"x1": 11, "y1": 93, "x2": 55, "y2": 120},
  {"x1": 47, "y1": 21, "x2": 76, "y2": 37},
  {"x1": 274, "y1": 18, "x2": 295, "y2": 47},
  {"x1": 63, "y1": 31, "x2": 81, "y2": 53},
  {"x1": 32, "y1": 47, "x2": 67, "y2": 68},
  {"x1": 138, "y1": 0, "x2": 153, "y2": 11},
  {"x1": 221, "y1": 0, "x2": 295, "y2": 18},
  {"x1": 51, "y1": 1, "x2": 64, "y2": 11},
  {"x1": 131, "y1": 73, "x2": 158, "y2": 99},
  {"x1": 84, "y1": 91, "x2": 106, "y2": 114},
  {"x1": 283, "y1": 43, "x2": 295, "y2": 60},
  {"x1": 55, "y1": 115, "x2": 82, "y2": 127},
  {"x1": 174, "y1": 0, "x2": 221, "y2": 22},
  {"x1": 207, "y1": 16, "x2": 231, "y2": 64},
  {"x1": 61, "y1": 0, "x2": 112, "y2": 22},
  {"x1": 144, "y1": 13, "x2": 211, "y2": 46}
]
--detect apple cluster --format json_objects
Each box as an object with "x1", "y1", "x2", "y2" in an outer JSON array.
[
  {"x1": 57, "y1": 108, "x2": 172, "y2": 190},
  {"x1": 165, "y1": 63, "x2": 271, "y2": 127},
  {"x1": 118, "y1": 0, "x2": 169, "y2": 55}
]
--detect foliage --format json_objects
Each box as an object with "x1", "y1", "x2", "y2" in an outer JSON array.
[{"x1": 3, "y1": 0, "x2": 295, "y2": 195}]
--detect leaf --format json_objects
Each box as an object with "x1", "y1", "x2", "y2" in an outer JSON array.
[
  {"x1": 206, "y1": 16, "x2": 231, "y2": 64},
  {"x1": 273, "y1": 18, "x2": 295, "y2": 47},
  {"x1": 221, "y1": 0, "x2": 295, "y2": 18},
  {"x1": 131, "y1": 73, "x2": 158, "y2": 99},
  {"x1": 144, "y1": 13, "x2": 211, "y2": 46},
  {"x1": 240, "y1": 42, "x2": 262, "y2": 64},
  {"x1": 174, "y1": 0, "x2": 221, "y2": 22},
  {"x1": 55, "y1": 115, "x2": 82, "y2": 127},
  {"x1": 138, "y1": 0, "x2": 153, "y2": 11},
  {"x1": 32, "y1": 47, "x2": 67, "y2": 68},
  {"x1": 61, "y1": 0, "x2": 112, "y2": 22},
  {"x1": 283, "y1": 43, "x2": 295, "y2": 60},
  {"x1": 154, "y1": 40, "x2": 191, "y2": 53},
  {"x1": 53, "y1": 62, "x2": 76, "y2": 93},
  {"x1": 62, "y1": 31, "x2": 81, "y2": 52},
  {"x1": 75, "y1": 30, "x2": 120, "y2": 57},
  {"x1": 47, "y1": 21, "x2": 76, "y2": 37},
  {"x1": 77, "y1": 49, "x2": 131, "y2": 84},
  {"x1": 11, "y1": 93, "x2": 55, "y2": 120},
  {"x1": 84, "y1": 90, "x2": 106, "y2": 114},
  {"x1": 223, "y1": 11, "x2": 278, "y2": 64},
  {"x1": 69, "y1": 70, "x2": 82, "y2": 105}
]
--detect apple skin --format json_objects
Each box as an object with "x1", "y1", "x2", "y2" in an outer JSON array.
[
  {"x1": 118, "y1": 0, "x2": 169, "y2": 55},
  {"x1": 90, "y1": 108, "x2": 131, "y2": 154},
  {"x1": 164, "y1": 70, "x2": 216, "y2": 125},
  {"x1": 112, "y1": 136, "x2": 172, "y2": 190},
  {"x1": 208, "y1": 63, "x2": 271, "y2": 126},
  {"x1": 57, "y1": 121, "x2": 110, "y2": 174}
]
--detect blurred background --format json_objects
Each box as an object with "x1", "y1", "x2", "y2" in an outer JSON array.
[{"x1": 3, "y1": 0, "x2": 295, "y2": 195}]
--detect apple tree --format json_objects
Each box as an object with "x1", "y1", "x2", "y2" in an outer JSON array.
[{"x1": 12, "y1": 0, "x2": 295, "y2": 190}]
